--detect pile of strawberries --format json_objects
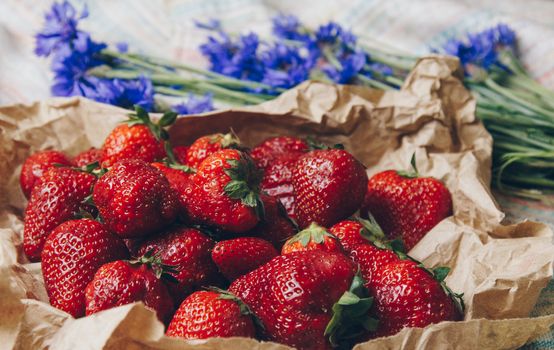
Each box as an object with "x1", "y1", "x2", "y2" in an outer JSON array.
[{"x1": 20, "y1": 107, "x2": 463, "y2": 350}]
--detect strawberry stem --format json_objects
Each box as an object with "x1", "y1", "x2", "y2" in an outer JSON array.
[{"x1": 396, "y1": 152, "x2": 419, "y2": 178}]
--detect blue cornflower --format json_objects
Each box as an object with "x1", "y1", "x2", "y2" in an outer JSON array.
[
  {"x1": 494, "y1": 24, "x2": 516, "y2": 48},
  {"x1": 271, "y1": 14, "x2": 311, "y2": 42},
  {"x1": 109, "y1": 76, "x2": 155, "y2": 111},
  {"x1": 367, "y1": 62, "x2": 394, "y2": 77},
  {"x1": 35, "y1": 0, "x2": 88, "y2": 57},
  {"x1": 49, "y1": 37, "x2": 110, "y2": 100},
  {"x1": 200, "y1": 32, "x2": 265, "y2": 82},
  {"x1": 172, "y1": 93, "x2": 214, "y2": 115},
  {"x1": 261, "y1": 43, "x2": 312, "y2": 88},
  {"x1": 442, "y1": 23, "x2": 517, "y2": 74},
  {"x1": 321, "y1": 50, "x2": 366, "y2": 84},
  {"x1": 315, "y1": 22, "x2": 356, "y2": 46}
]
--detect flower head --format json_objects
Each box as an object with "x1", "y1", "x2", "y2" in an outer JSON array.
[
  {"x1": 442, "y1": 23, "x2": 517, "y2": 74},
  {"x1": 315, "y1": 22, "x2": 356, "y2": 46},
  {"x1": 260, "y1": 43, "x2": 312, "y2": 88},
  {"x1": 272, "y1": 14, "x2": 310, "y2": 42},
  {"x1": 110, "y1": 77, "x2": 155, "y2": 111},
  {"x1": 199, "y1": 31, "x2": 265, "y2": 82},
  {"x1": 35, "y1": 0, "x2": 88, "y2": 57},
  {"x1": 172, "y1": 93, "x2": 214, "y2": 115}
]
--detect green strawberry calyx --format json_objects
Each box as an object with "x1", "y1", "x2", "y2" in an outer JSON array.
[
  {"x1": 306, "y1": 136, "x2": 345, "y2": 151},
  {"x1": 396, "y1": 153, "x2": 420, "y2": 179},
  {"x1": 286, "y1": 222, "x2": 336, "y2": 247},
  {"x1": 129, "y1": 249, "x2": 180, "y2": 284},
  {"x1": 223, "y1": 154, "x2": 265, "y2": 220},
  {"x1": 356, "y1": 213, "x2": 406, "y2": 254},
  {"x1": 324, "y1": 273, "x2": 378, "y2": 347},
  {"x1": 126, "y1": 105, "x2": 177, "y2": 142},
  {"x1": 211, "y1": 131, "x2": 241, "y2": 149}
]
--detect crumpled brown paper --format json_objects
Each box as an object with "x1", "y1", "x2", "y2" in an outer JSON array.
[{"x1": 0, "y1": 55, "x2": 553, "y2": 350}]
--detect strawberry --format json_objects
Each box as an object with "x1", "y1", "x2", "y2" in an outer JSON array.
[
  {"x1": 85, "y1": 256, "x2": 174, "y2": 324},
  {"x1": 247, "y1": 195, "x2": 297, "y2": 250},
  {"x1": 92, "y1": 159, "x2": 179, "y2": 238},
  {"x1": 151, "y1": 162, "x2": 195, "y2": 219},
  {"x1": 23, "y1": 167, "x2": 96, "y2": 261},
  {"x1": 167, "y1": 289, "x2": 256, "y2": 339},
  {"x1": 185, "y1": 133, "x2": 240, "y2": 168},
  {"x1": 212, "y1": 237, "x2": 278, "y2": 281},
  {"x1": 360, "y1": 156, "x2": 452, "y2": 250},
  {"x1": 172, "y1": 145, "x2": 189, "y2": 165},
  {"x1": 74, "y1": 147, "x2": 102, "y2": 167},
  {"x1": 229, "y1": 250, "x2": 376, "y2": 349},
  {"x1": 250, "y1": 136, "x2": 308, "y2": 169},
  {"x1": 329, "y1": 220, "x2": 370, "y2": 253},
  {"x1": 292, "y1": 149, "x2": 368, "y2": 228},
  {"x1": 100, "y1": 107, "x2": 176, "y2": 167},
  {"x1": 41, "y1": 219, "x2": 129, "y2": 317},
  {"x1": 260, "y1": 153, "x2": 300, "y2": 219},
  {"x1": 136, "y1": 226, "x2": 222, "y2": 303},
  {"x1": 185, "y1": 149, "x2": 263, "y2": 233},
  {"x1": 281, "y1": 222, "x2": 342, "y2": 255},
  {"x1": 370, "y1": 260, "x2": 462, "y2": 337},
  {"x1": 20, "y1": 150, "x2": 73, "y2": 199}
]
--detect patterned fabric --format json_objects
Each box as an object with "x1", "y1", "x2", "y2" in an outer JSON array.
[{"x1": 0, "y1": 0, "x2": 552, "y2": 347}]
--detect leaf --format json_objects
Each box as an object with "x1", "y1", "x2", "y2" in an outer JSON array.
[
  {"x1": 433, "y1": 266, "x2": 451, "y2": 282},
  {"x1": 158, "y1": 111, "x2": 178, "y2": 127}
]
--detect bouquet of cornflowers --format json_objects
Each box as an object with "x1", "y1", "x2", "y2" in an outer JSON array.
[{"x1": 35, "y1": 1, "x2": 554, "y2": 201}]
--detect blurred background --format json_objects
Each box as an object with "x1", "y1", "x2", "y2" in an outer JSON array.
[{"x1": 1, "y1": 1, "x2": 553, "y2": 347}]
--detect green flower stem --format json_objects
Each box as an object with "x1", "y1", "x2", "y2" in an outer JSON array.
[
  {"x1": 101, "y1": 49, "x2": 283, "y2": 93},
  {"x1": 358, "y1": 75, "x2": 394, "y2": 90},
  {"x1": 384, "y1": 75, "x2": 403, "y2": 87},
  {"x1": 88, "y1": 66, "x2": 268, "y2": 105},
  {"x1": 487, "y1": 124, "x2": 554, "y2": 151},
  {"x1": 360, "y1": 45, "x2": 416, "y2": 71},
  {"x1": 485, "y1": 78, "x2": 554, "y2": 120}
]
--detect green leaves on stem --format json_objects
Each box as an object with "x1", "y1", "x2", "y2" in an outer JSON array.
[
  {"x1": 224, "y1": 155, "x2": 265, "y2": 220},
  {"x1": 325, "y1": 273, "x2": 378, "y2": 348}
]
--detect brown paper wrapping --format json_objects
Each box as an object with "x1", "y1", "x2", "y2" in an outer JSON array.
[{"x1": 0, "y1": 55, "x2": 553, "y2": 349}]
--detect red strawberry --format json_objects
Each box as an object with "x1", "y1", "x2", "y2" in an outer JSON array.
[
  {"x1": 41, "y1": 219, "x2": 129, "y2": 317},
  {"x1": 100, "y1": 107, "x2": 176, "y2": 167},
  {"x1": 370, "y1": 260, "x2": 462, "y2": 337},
  {"x1": 247, "y1": 195, "x2": 297, "y2": 250},
  {"x1": 85, "y1": 257, "x2": 174, "y2": 323},
  {"x1": 329, "y1": 220, "x2": 369, "y2": 253},
  {"x1": 74, "y1": 147, "x2": 102, "y2": 167},
  {"x1": 167, "y1": 290, "x2": 256, "y2": 340},
  {"x1": 151, "y1": 162, "x2": 195, "y2": 220},
  {"x1": 136, "y1": 226, "x2": 222, "y2": 303},
  {"x1": 185, "y1": 149, "x2": 263, "y2": 233},
  {"x1": 92, "y1": 159, "x2": 179, "y2": 238},
  {"x1": 360, "y1": 158, "x2": 452, "y2": 250},
  {"x1": 185, "y1": 133, "x2": 240, "y2": 168},
  {"x1": 23, "y1": 167, "x2": 96, "y2": 261},
  {"x1": 281, "y1": 222, "x2": 342, "y2": 255},
  {"x1": 172, "y1": 145, "x2": 189, "y2": 165},
  {"x1": 20, "y1": 150, "x2": 73, "y2": 199},
  {"x1": 260, "y1": 153, "x2": 301, "y2": 219},
  {"x1": 229, "y1": 250, "x2": 375, "y2": 350},
  {"x1": 351, "y1": 244, "x2": 399, "y2": 287},
  {"x1": 292, "y1": 149, "x2": 368, "y2": 228},
  {"x1": 212, "y1": 237, "x2": 278, "y2": 281},
  {"x1": 250, "y1": 136, "x2": 308, "y2": 169}
]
